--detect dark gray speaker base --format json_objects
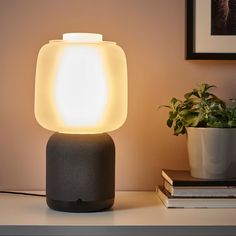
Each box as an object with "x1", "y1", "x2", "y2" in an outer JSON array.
[
  {"x1": 46, "y1": 132, "x2": 115, "y2": 213},
  {"x1": 47, "y1": 197, "x2": 114, "y2": 213}
]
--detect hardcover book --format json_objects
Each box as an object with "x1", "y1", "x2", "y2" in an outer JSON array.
[
  {"x1": 164, "y1": 180, "x2": 236, "y2": 197},
  {"x1": 162, "y1": 169, "x2": 236, "y2": 187},
  {"x1": 158, "y1": 187, "x2": 236, "y2": 208}
]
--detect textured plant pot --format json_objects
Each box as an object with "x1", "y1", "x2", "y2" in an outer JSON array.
[{"x1": 187, "y1": 127, "x2": 236, "y2": 179}]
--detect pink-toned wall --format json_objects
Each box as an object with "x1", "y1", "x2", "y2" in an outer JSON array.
[{"x1": 1, "y1": 0, "x2": 236, "y2": 191}]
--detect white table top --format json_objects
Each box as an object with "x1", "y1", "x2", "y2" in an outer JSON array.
[{"x1": 0, "y1": 191, "x2": 236, "y2": 235}]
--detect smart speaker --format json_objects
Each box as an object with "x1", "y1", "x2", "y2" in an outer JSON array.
[{"x1": 46, "y1": 132, "x2": 115, "y2": 212}]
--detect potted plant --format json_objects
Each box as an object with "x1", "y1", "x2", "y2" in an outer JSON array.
[{"x1": 161, "y1": 83, "x2": 236, "y2": 179}]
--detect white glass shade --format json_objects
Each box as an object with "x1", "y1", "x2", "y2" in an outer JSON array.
[{"x1": 35, "y1": 33, "x2": 127, "y2": 134}]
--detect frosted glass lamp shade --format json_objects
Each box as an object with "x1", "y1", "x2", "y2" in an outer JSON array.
[{"x1": 35, "y1": 33, "x2": 127, "y2": 134}]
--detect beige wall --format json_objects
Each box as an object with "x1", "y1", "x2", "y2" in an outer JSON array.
[{"x1": 1, "y1": 0, "x2": 236, "y2": 191}]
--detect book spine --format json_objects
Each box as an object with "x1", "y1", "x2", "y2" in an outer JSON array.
[
  {"x1": 157, "y1": 187, "x2": 236, "y2": 208},
  {"x1": 161, "y1": 171, "x2": 236, "y2": 187},
  {"x1": 163, "y1": 180, "x2": 236, "y2": 197}
]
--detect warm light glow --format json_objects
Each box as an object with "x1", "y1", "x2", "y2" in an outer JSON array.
[
  {"x1": 55, "y1": 47, "x2": 107, "y2": 126},
  {"x1": 35, "y1": 33, "x2": 127, "y2": 134}
]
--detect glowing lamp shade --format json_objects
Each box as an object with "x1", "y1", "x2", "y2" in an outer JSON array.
[{"x1": 35, "y1": 33, "x2": 127, "y2": 134}]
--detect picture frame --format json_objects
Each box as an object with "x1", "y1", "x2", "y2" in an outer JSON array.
[{"x1": 186, "y1": 0, "x2": 236, "y2": 60}]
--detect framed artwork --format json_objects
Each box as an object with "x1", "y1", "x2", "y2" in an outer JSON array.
[{"x1": 186, "y1": 0, "x2": 236, "y2": 60}]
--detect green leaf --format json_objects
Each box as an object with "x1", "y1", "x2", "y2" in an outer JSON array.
[
  {"x1": 174, "y1": 125, "x2": 184, "y2": 136},
  {"x1": 170, "y1": 97, "x2": 178, "y2": 105},
  {"x1": 228, "y1": 120, "x2": 236, "y2": 127},
  {"x1": 184, "y1": 92, "x2": 193, "y2": 99},
  {"x1": 167, "y1": 118, "x2": 173, "y2": 127},
  {"x1": 157, "y1": 105, "x2": 171, "y2": 110}
]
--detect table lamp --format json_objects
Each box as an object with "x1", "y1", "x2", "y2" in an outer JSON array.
[{"x1": 34, "y1": 33, "x2": 127, "y2": 212}]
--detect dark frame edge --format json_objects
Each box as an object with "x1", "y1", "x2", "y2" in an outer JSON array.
[{"x1": 185, "y1": 0, "x2": 236, "y2": 60}]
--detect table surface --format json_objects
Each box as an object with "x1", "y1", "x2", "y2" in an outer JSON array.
[{"x1": 0, "y1": 191, "x2": 236, "y2": 236}]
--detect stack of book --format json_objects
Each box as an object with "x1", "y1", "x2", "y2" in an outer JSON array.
[{"x1": 157, "y1": 169, "x2": 236, "y2": 208}]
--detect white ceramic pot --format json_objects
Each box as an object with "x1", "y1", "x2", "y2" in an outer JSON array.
[{"x1": 187, "y1": 127, "x2": 236, "y2": 179}]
